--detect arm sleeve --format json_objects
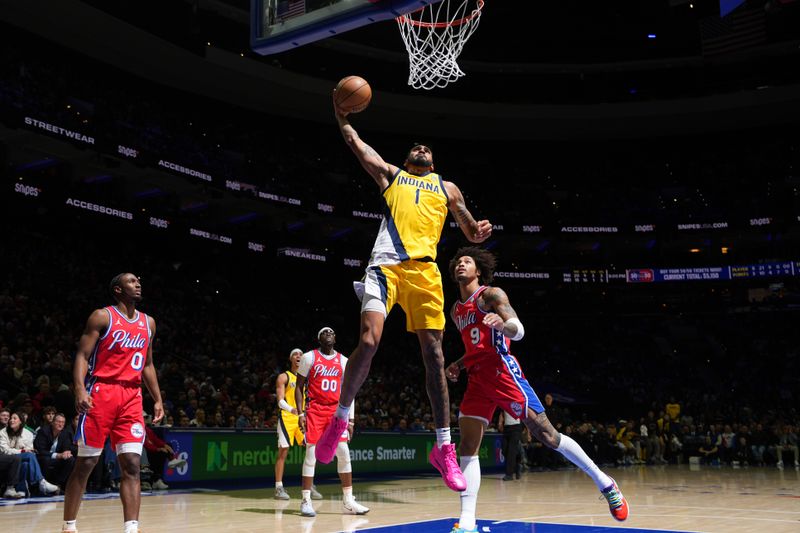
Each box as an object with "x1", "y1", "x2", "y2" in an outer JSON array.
[
  {"x1": 504, "y1": 317, "x2": 525, "y2": 341},
  {"x1": 297, "y1": 352, "x2": 313, "y2": 377}
]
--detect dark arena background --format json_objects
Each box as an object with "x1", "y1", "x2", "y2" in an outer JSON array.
[{"x1": 1, "y1": 1, "x2": 799, "y2": 532}]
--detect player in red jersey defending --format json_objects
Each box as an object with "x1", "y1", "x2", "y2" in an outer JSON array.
[
  {"x1": 62, "y1": 273, "x2": 165, "y2": 533},
  {"x1": 445, "y1": 248, "x2": 628, "y2": 533},
  {"x1": 295, "y1": 327, "x2": 369, "y2": 518}
]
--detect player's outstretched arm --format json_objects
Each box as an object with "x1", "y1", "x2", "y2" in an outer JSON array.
[
  {"x1": 333, "y1": 99, "x2": 397, "y2": 190},
  {"x1": 73, "y1": 309, "x2": 108, "y2": 413},
  {"x1": 142, "y1": 316, "x2": 164, "y2": 422},
  {"x1": 443, "y1": 181, "x2": 492, "y2": 243},
  {"x1": 481, "y1": 287, "x2": 525, "y2": 341}
]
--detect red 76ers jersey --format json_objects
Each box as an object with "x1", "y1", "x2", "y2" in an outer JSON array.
[
  {"x1": 454, "y1": 286, "x2": 512, "y2": 369},
  {"x1": 88, "y1": 306, "x2": 151, "y2": 384},
  {"x1": 299, "y1": 350, "x2": 346, "y2": 407}
]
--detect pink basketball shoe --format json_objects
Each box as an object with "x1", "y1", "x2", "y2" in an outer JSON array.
[
  {"x1": 428, "y1": 443, "x2": 466, "y2": 491},
  {"x1": 315, "y1": 416, "x2": 348, "y2": 464}
]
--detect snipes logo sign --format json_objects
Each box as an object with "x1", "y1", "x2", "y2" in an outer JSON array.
[{"x1": 207, "y1": 442, "x2": 228, "y2": 472}]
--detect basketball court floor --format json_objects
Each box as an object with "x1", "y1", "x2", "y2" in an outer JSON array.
[{"x1": 3, "y1": 465, "x2": 798, "y2": 532}]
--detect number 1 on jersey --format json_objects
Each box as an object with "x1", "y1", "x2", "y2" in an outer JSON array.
[{"x1": 415, "y1": 188, "x2": 420, "y2": 204}]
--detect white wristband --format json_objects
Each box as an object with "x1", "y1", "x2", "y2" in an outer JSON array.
[
  {"x1": 278, "y1": 399, "x2": 294, "y2": 413},
  {"x1": 504, "y1": 317, "x2": 525, "y2": 341}
]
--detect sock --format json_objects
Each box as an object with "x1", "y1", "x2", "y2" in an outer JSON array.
[
  {"x1": 342, "y1": 485, "x2": 353, "y2": 503},
  {"x1": 63, "y1": 521, "x2": 77, "y2": 532},
  {"x1": 459, "y1": 455, "x2": 480, "y2": 530},
  {"x1": 435, "y1": 427, "x2": 451, "y2": 448},
  {"x1": 301, "y1": 489, "x2": 311, "y2": 501},
  {"x1": 123, "y1": 520, "x2": 139, "y2": 533},
  {"x1": 556, "y1": 434, "x2": 613, "y2": 490},
  {"x1": 276, "y1": 481, "x2": 283, "y2": 489},
  {"x1": 335, "y1": 404, "x2": 350, "y2": 420}
]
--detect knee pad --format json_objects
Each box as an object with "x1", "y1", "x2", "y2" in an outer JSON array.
[
  {"x1": 336, "y1": 442, "x2": 352, "y2": 474},
  {"x1": 302, "y1": 445, "x2": 317, "y2": 477}
]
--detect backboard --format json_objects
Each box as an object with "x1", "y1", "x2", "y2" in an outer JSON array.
[{"x1": 251, "y1": 0, "x2": 441, "y2": 55}]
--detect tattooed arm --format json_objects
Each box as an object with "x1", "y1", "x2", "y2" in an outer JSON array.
[
  {"x1": 479, "y1": 287, "x2": 524, "y2": 340},
  {"x1": 334, "y1": 100, "x2": 398, "y2": 190},
  {"x1": 443, "y1": 180, "x2": 492, "y2": 243}
]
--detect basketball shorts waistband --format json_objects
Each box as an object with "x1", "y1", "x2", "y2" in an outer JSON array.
[{"x1": 92, "y1": 377, "x2": 142, "y2": 387}]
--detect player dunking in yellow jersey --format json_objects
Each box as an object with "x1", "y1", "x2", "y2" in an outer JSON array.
[{"x1": 316, "y1": 91, "x2": 492, "y2": 493}]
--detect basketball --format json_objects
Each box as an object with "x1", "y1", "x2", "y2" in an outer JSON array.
[{"x1": 334, "y1": 76, "x2": 372, "y2": 114}]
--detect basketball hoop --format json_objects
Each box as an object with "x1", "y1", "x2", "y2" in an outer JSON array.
[{"x1": 396, "y1": 0, "x2": 484, "y2": 90}]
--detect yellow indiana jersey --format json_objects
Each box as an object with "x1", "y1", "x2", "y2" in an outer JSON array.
[
  {"x1": 280, "y1": 371, "x2": 304, "y2": 421},
  {"x1": 368, "y1": 169, "x2": 449, "y2": 267}
]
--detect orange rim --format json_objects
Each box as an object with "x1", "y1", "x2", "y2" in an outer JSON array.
[{"x1": 397, "y1": 0, "x2": 484, "y2": 29}]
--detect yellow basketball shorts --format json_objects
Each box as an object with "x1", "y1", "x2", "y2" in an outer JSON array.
[
  {"x1": 277, "y1": 413, "x2": 304, "y2": 448},
  {"x1": 359, "y1": 259, "x2": 445, "y2": 332}
]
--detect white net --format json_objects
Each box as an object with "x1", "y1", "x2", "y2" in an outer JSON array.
[{"x1": 396, "y1": 0, "x2": 484, "y2": 90}]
